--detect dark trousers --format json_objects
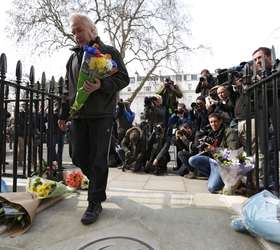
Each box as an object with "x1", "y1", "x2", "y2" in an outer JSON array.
[{"x1": 71, "y1": 118, "x2": 113, "y2": 202}]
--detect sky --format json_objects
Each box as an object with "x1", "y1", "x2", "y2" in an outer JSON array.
[{"x1": 1, "y1": 0, "x2": 280, "y2": 80}]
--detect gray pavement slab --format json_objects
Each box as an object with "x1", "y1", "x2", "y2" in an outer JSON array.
[
  {"x1": 0, "y1": 188, "x2": 261, "y2": 250},
  {"x1": 0, "y1": 158, "x2": 278, "y2": 249}
]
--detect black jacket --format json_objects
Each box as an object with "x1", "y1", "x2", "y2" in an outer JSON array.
[{"x1": 60, "y1": 37, "x2": 129, "y2": 119}]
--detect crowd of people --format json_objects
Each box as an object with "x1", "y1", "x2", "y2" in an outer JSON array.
[
  {"x1": 111, "y1": 46, "x2": 279, "y2": 196},
  {"x1": 2, "y1": 12, "x2": 279, "y2": 226}
]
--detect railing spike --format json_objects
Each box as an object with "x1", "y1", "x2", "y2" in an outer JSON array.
[
  {"x1": 0, "y1": 53, "x2": 7, "y2": 74},
  {"x1": 41, "y1": 72, "x2": 46, "y2": 90},
  {"x1": 16, "y1": 60, "x2": 22, "y2": 82},
  {"x1": 29, "y1": 65, "x2": 35, "y2": 83}
]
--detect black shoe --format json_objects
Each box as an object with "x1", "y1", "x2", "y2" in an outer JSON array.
[
  {"x1": 81, "y1": 201, "x2": 102, "y2": 225},
  {"x1": 176, "y1": 165, "x2": 189, "y2": 177},
  {"x1": 172, "y1": 166, "x2": 180, "y2": 171},
  {"x1": 153, "y1": 167, "x2": 161, "y2": 176}
]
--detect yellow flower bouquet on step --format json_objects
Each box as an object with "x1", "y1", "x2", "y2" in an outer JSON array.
[
  {"x1": 70, "y1": 44, "x2": 118, "y2": 116},
  {"x1": 26, "y1": 176, "x2": 69, "y2": 199}
]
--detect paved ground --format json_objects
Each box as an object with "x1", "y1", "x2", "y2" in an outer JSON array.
[
  {"x1": 1, "y1": 144, "x2": 280, "y2": 249},
  {"x1": 1, "y1": 168, "x2": 266, "y2": 250}
]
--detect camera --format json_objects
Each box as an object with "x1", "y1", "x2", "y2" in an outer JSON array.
[
  {"x1": 197, "y1": 135, "x2": 216, "y2": 150},
  {"x1": 206, "y1": 96, "x2": 219, "y2": 106},
  {"x1": 199, "y1": 76, "x2": 206, "y2": 82},
  {"x1": 154, "y1": 124, "x2": 163, "y2": 135},
  {"x1": 144, "y1": 96, "x2": 157, "y2": 108},
  {"x1": 117, "y1": 100, "x2": 125, "y2": 109},
  {"x1": 153, "y1": 124, "x2": 163, "y2": 141},
  {"x1": 215, "y1": 61, "x2": 254, "y2": 87}
]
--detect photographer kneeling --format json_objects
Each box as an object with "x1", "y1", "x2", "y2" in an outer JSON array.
[
  {"x1": 144, "y1": 124, "x2": 171, "y2": 175},
  {"x1": 188, "y1": 113, "x2": 241, "y2": 193},
  {"x1": 174, "y1": 123, "x2": 197, "y2": 176}
]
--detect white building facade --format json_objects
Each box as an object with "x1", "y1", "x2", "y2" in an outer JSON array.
[{"x1": 120, "y1": 72, "x2": 200, "y2": 123}]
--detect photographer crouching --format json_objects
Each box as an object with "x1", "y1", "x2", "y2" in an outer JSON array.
[
  {"x1": 144, "y1": 124, "x2": 171, "y2": 175},
  {"x1": 173, "y1": 122, "x2": 197, "y2": 176},
  {"x1": 188, "y1": 113, "x2": 241, "y2": 192}
]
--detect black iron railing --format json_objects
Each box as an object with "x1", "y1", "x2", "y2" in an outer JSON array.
[
  {"x1": 0, "y1": 53, "x2": 64, "y2": 192},
  {"x1": 245, "y1": 70, "x2": 280, "y2": 196}
]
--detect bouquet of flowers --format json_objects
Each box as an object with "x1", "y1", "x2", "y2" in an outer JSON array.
[
  {"x1": 0, "y1": 192, "x2": 39, "y2": 236},
  {"x1": 0, "y1": 176, "x2": 74, "y2": 236},
  {"x1": 211, "y1": 148, "x2": 255, "y2": 194},
  {"x1": 0, "y1": 200, "x2": 29, "y2": 234},
  {"x1": 70, "y1": 44, "x2": 118, "y2": 116},
  {"x1": 65, "y1": 170, "x2": 89, "y2": 190},
  {"x1": 26, "y1": 176, "x2": 69, "y2": 199}
]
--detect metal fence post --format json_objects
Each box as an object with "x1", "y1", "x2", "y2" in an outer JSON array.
[{"x1": 0, "y1": 53, "x2": 7, "y2": 192}]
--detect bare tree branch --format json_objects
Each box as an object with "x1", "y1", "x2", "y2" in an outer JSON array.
[{"x1": 6, "y1": 0, "x2": 199, "y2": 102}]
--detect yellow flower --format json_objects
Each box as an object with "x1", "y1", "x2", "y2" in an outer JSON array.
[
  {"x1": 89, "y1": 57, "x2": 107, "y2": 74},
  {"x1": 36, "y1": 182, "x2": 52, "y2": 198}
]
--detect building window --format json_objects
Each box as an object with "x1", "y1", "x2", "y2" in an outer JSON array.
[
  {"x1": 191, "y1": 74, "x2": 197, "y2": 80},
  {"x1": 176, "y1": 75, "x2": 182, "y2": 81},
  {"x1": 127, "y1": 87, "x2": 131, "y2": 92},
  {"x1": 188, "y1": 84, "x2": 192, "y2": 90},
  {"x1": 130, "y1": 77, "x2": 135, "y2": 84},
  {"x1": 183, "y1": 74, "x2": 187, "y2": 81},
  {"x1": 144, "y1": 86, "x2": 151, "y2": 92}
]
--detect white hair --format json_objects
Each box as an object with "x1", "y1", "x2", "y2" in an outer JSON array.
[{"x1": 69, "y1": 13, "x2": 98, "y2": 35}]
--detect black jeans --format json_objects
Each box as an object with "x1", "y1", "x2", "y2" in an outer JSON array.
[{"x1": 71, "y1": 117, "x2": 113, "y2": 202}]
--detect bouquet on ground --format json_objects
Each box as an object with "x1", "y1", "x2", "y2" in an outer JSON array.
[
  {"x1": 26, "y1": 176, "x2": 70, "y2": 199},
  {"x1": 0, "y1": 198, "x2": 30, "y2": 235},
  {"x1": 0, "y1": 176, "x2": 74, "y2": 236},
  {"x1": 0, "y1": 192, "x2": 39, "y2": 236},
  {"x1": 70, "y1": 44, "x2": 118, "y2": 116},
  {"x1": 211, "y1": 148, "x2": 255, "y2": 194},
  {"x1": 65, "y1": 170, "x2": 89, "y2": 190}
]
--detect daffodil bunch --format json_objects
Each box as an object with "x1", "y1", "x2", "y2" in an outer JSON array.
[
  {"x1": 27, "y1": 177, "x2": 68, "y2": 199},
  {"x1": 70, "y1": 44, "x2": 118, "y2": 116}
]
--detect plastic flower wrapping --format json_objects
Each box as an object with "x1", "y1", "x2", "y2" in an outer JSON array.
[
  {"x1": 0, "y1": 176, "x2": 74, "y2": 236},
  {"x1": 231, "y1": 190, "x2": 280, "y2": 244},
  {"x1": 0, "y1": 200, "x2": 29, "y2": 235},
  {"x1": 70, "y1": 44, "x2": 118, "y2": 116},
  {"x1": 26, "y1": 176, "x2": 69, "y2": 199},
  {"x1": 211, "y1": 148, "x2": 255, "y2": 192}
]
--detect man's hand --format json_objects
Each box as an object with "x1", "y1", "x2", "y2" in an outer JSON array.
[
  {"x1": 83, "y1": 78, "x2": 101, "y2": 93},
  {"x1": 58, "y1": 119, "x2": 67, "y2": 131},
  {"x1": 153, "y1": 158, "x2": 159, "y2": 166}
]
